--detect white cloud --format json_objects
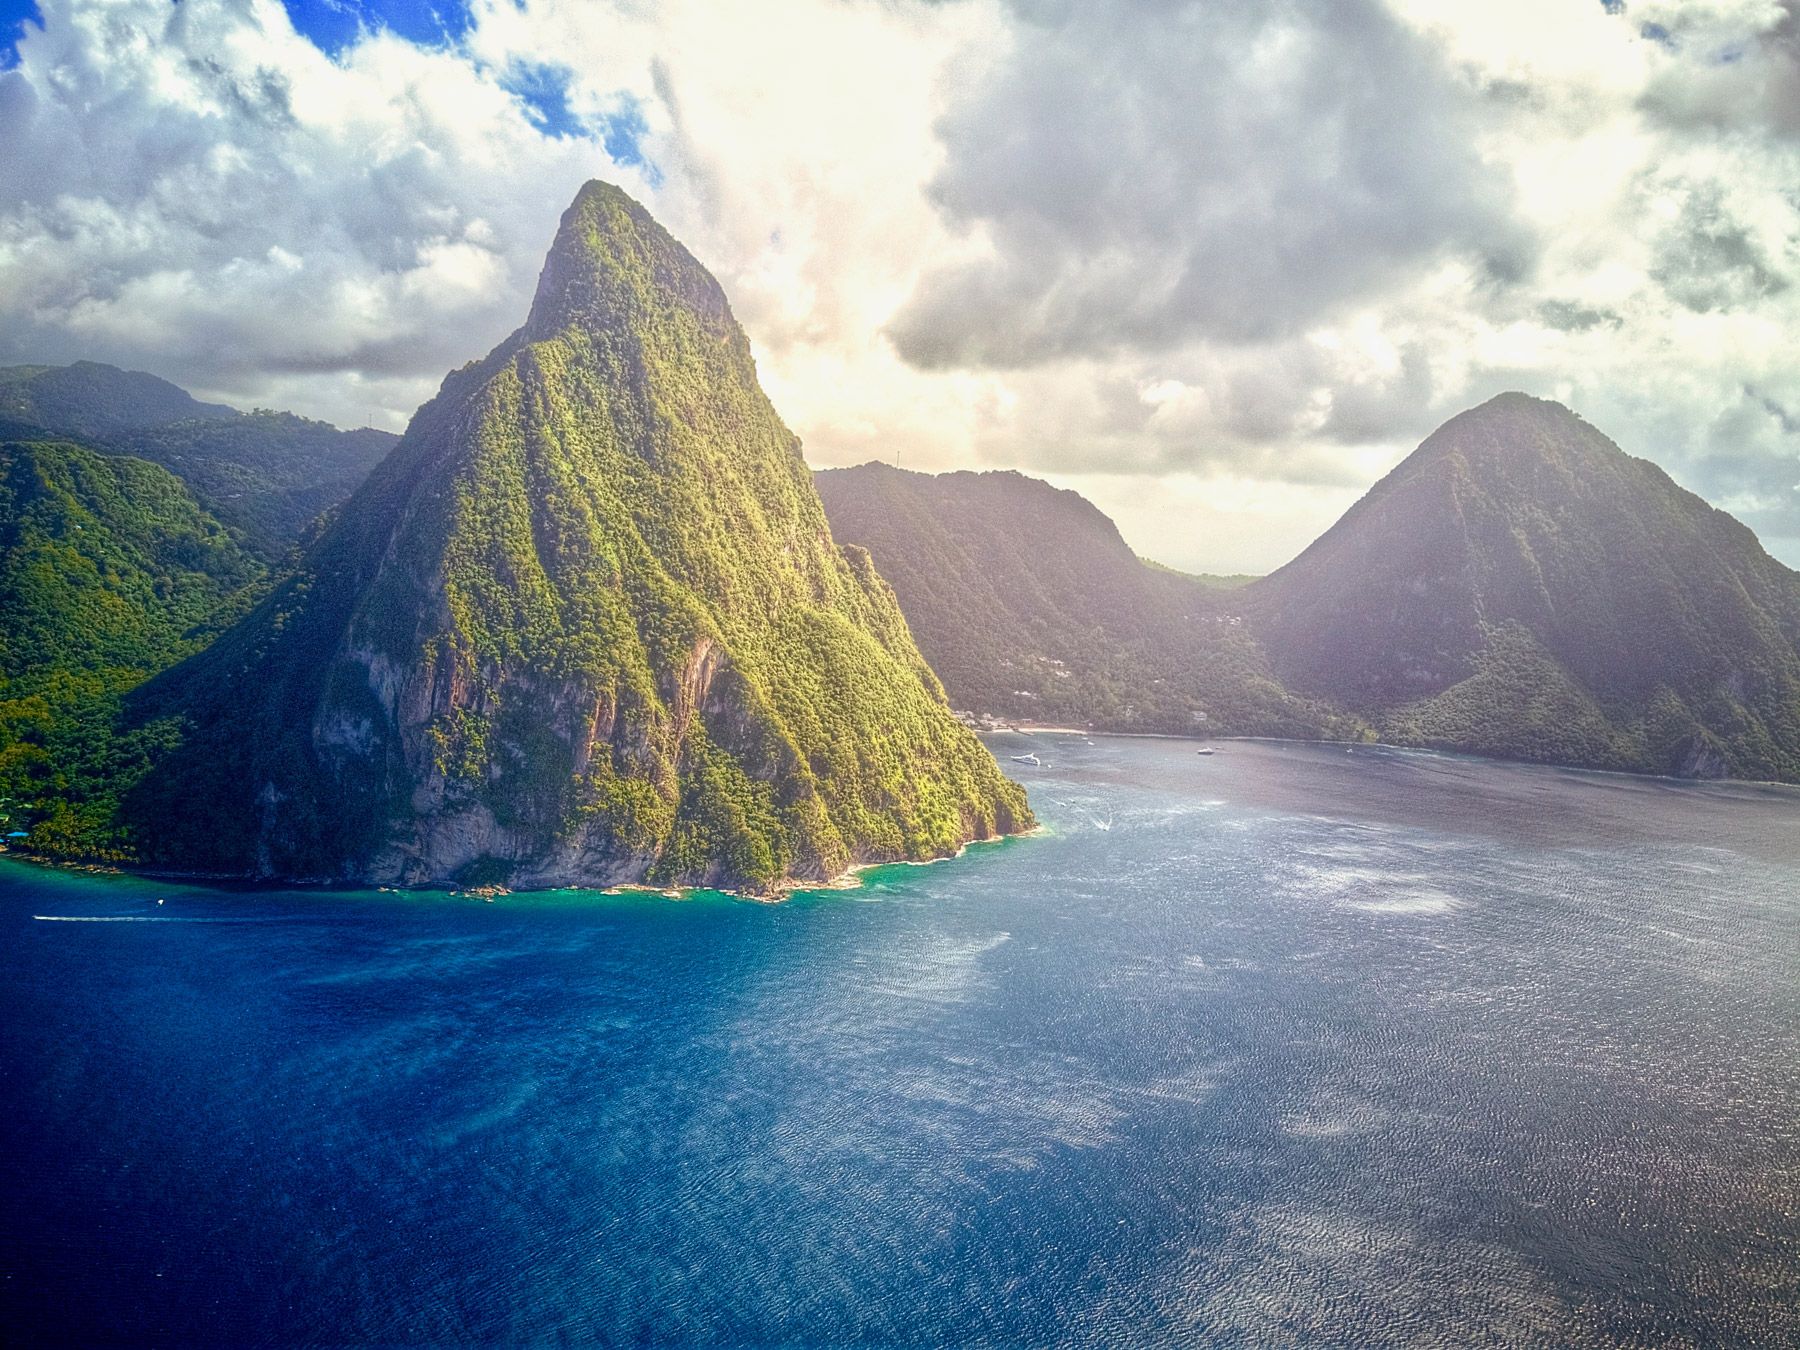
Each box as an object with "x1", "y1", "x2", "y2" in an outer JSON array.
[
  {"x1": 0, "y1": 0, "x2": 636, "y2": 423},
  {"x1": 1, "y1": 0, "x2": 1797, "y2": 568}
]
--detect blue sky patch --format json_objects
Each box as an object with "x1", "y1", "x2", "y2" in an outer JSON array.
[
  {"x1": 0, "y1": 0, "x2": 42, "y2": 71},
  {"x1": 501, "y1": 61, "x2": 586, "y2": 140},
  {"x1": 280, "y1": 0, "x2": 472, "y2": 60},
  {"x1": 0, "y1": 0, "x2": 664, "y2": 181},
  {"x1": 600, "y1": 95, "x2": 659, "y2": 182},
  {"x1": 495, "y1": 69, "x2": 662, "y2": 182}
]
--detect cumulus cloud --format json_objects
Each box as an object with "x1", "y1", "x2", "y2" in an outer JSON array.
[
  {"x1": 883, "y1": 0, "x2": 1800, "y2": 563},
  {"x1": 0, "y1": 0, "x2": 985, "y2": 431},
  {"x1": 1635, "y1": 0, "x2": 1800, "y2": 136},
  {"x1": 0, "y1": 0, "x2": 627, "y2": 423},
  {"x1": 888, "y1": 0, "x2": 1533, "y2": 368},
  {"x1": 0, "y1": 0, "x2": 1797, "y2": 572}
]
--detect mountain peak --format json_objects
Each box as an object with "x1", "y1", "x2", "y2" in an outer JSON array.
[
  {"x1": 0, "y1": 360, "x2": 237, "y2": 437},
  {"x1": 1411, "y1": 391, "x2": 1602, "y2": 475},
  {"x1": 1470, "y1": 389, "x2": 1563, "y2": 415},
  {"x1": 124, "y1": 183, "x2": 1028, "y2": 891},
  {"x1": 524, "y1": 180, "x2": 732, "y2": 339},
  {"x1": 1458, "y1": 390, "x2": 1591, "y2": 435},
  {"x1": 1251, "y1": 394, "x2": 1800, "y2": 778}
]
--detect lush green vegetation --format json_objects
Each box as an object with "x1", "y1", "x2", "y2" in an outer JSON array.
[
  {"x1": 0, "y1": 361, "x2": 235, "y2": 437},
  {"x1": 108, "y1": 412, "x2": 396, "y2": 558},
  {"x1": 0, "y1": 361, "x2": 396, "y2": 557},
  {"x1": 0, "y1": 440, "x2": 263, "y2": 858},
  {"x1": 13, "y1": 239, "x2": 1800, "y2": 892},
  {"x1": 815, "y1": 464, "x2": 1356, "y2": 739},
  {"x1": 123, "y1": 181, "x2": 1029, "y2": 891}
]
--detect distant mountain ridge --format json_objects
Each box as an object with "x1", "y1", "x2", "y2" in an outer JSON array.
[
  {"x1": 814, "y1": 465, "x2": 1168, "y2": 709},
  {"x1": 111, "y1": 410, "x2": 398, "y2": 558},
  {"x1": 0, "y1": 361, "x2": 396, "y2": 556},
  {"x1": 0, "y1": 361, "x2": 236, "y2": 436},
  {"x1": 821, "y1": 395, "x2": 1800, "y2": 782},
  {"x1": 815, "y1": 462, "x2": 1354, "y2": 739}
]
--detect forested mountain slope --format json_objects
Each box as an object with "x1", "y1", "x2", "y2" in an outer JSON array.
[
  {"x1": 0, "y1": 439, "x2": 262, "y2": 855},
  {"x1": 121, "y1": 182, "x2": 1029, "y2": 890},
  {"x1": 1248, "y1": 393, "x2": 1800, "y2": 779},
  {"x1": 0, "y1": 361, "x2": 396, "y2": 556}
]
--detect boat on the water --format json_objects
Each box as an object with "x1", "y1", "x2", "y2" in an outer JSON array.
[
  {"x1": 1011, "y1": 753, "x2": 1042, "y2": 766},
  {"x1": 1196, "y1": 747, "x2": 1217, "y2": 756}
]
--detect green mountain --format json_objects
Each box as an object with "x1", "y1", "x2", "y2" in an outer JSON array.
[
  {"x1": 815, "y1": 463, "x2": 1354, "y2": 738},
  {"x1": 0, "y1": 361, "x2": 235, "y2": 437},
  {"x1": 0, "y1": 361, "x2": 397, "y2": 557},
  {"x1": 829, "y1": 394, "x2": 1800, "y2": 782},
  {"x1": 1247, "y1": 392, "x2": 1800, "y2": 779},
  {"x1": 0, "y1": 439, "x2": 263, "y2": 857},
  {"x1": 122, "y1": 182, "x2": 1029, "y2": 891},
  {"x1": 110, "y1": 411, "x2": 398, "y2": 558}
]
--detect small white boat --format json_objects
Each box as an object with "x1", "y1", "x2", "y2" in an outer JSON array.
[
  {"x1": 1196, "y1": 746, "x2": 1217, "y2": 756},
  {"x1": 1010, "y1": 753, "x2": 1042, "y2": 766}
]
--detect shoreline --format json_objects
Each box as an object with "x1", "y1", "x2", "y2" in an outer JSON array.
[
  {"x1": 0, "y1": 822, "x2": 1044, "y2": 906},
  {"x1": 16, "y1": 728, "x2": 1788, "y2": 897},
  {"x1": 989, "y1": 725, "x2": 1800, "y2": 793}
]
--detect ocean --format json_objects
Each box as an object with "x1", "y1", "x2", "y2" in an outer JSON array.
[{"x1": 2, "y1": 735, "x2": 1796, "y2": 1345}]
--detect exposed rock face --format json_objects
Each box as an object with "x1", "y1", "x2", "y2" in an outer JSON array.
[
  {"x1": 125, "y1": 182, "x2": 1030, "y2": 891},
  {"x1": 1675, "y1": 734, "x2": 1730, "y2": 781}
]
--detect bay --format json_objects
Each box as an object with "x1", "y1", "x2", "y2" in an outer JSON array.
[{"x1": 2, "y1": 735, "x2": 1796, "y2": 1345}]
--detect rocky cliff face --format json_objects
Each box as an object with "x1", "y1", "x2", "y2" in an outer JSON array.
[{"x1": 124, "y1": 182, "x2": 1030, "y2": 891}]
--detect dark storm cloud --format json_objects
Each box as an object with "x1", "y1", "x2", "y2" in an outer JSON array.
[{"x1": 888, "y1": 0, "x2": 1536, "y2": 370}]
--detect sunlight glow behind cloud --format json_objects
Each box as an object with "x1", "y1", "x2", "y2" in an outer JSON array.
[{"x1": 1, "y1": 0, "x2": 1797, "y2": 572}]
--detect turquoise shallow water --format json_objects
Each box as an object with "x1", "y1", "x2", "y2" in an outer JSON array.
[{"x1": 2, "y1": 735, "x2": 1797, "y2": 1346}]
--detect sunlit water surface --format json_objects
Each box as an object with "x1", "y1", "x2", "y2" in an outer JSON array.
[{"x1": 2, "y1": 736, "x2": 1796, "y2": 1345}]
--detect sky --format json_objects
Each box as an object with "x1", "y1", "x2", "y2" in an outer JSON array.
[{"x1": 1, "y1": 0, "x2": 1797, "y2": 574}]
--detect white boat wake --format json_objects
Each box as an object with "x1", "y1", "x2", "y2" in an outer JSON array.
[{"x1": 32, "y1": 914, "x2": 270, "y2": 923}]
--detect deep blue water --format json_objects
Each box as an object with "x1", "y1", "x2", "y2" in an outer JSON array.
[{"x1": 2, "y1": 735, "x2": 1797, "y2": 1346}]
